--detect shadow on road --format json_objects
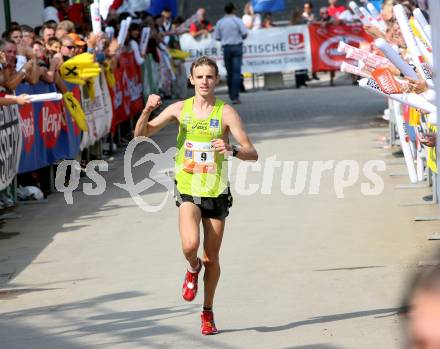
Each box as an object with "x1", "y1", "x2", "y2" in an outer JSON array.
[
  {"x1": 314, "y1": 265, "x2": 385, "y2": 272},
  {"x1": 220, "y1": 307, "x2": 400, "y2": 334},
  {"x1": 283, "y1": 345, "x2": 344, "y2": 349},
  {"x1": 1, "y1": 291, "x2": 216, "y2": 349}
]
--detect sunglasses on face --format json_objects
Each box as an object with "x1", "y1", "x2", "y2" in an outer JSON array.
[{"x1": 63, "y1": 45, "x2": 75, "y2": 50}]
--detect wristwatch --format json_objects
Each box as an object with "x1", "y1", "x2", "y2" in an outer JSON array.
[{"x1": 231, "y1": 144, "x2": 239, "y2": 157}]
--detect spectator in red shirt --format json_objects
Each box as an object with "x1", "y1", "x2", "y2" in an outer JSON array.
[
  {"x1": 189, "y1": 8, "x2": 214, "y2": 39},
  {"x1": 327, "y1": 0, "x2": 346, "y2": 19}
]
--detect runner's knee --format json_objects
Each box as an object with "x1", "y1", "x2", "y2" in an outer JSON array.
[
  {"x1": 182, "y1": 241, "x2": 199, "y2": 257},
  {"x1": 203, "y1": 255, "x2": 220, "y2": 268}
]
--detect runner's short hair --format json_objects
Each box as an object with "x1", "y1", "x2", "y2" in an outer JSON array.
[{"x1": 190, "y1": 56, "x2": 219, "y2": 76}]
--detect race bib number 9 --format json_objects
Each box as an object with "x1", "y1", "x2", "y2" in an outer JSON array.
[{"x1": 184, "y1": 140, "x2": 216, "y2": 174}]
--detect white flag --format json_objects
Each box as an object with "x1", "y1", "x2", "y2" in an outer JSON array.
[{"x1": 99, "y1": 0, "x2": 115, "y2": 21}]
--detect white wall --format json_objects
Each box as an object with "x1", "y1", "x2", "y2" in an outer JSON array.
[
  {"x1": 10, "y1": 0, "x2": 45, "y2": 28},
  {"x1": 0, "y1": 1, "x2": 5, "y2": 34}
]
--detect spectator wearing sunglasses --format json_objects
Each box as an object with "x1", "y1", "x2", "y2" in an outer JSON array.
[{"x1": 60, "y1": 35, "x2": 75, "y2": 61}]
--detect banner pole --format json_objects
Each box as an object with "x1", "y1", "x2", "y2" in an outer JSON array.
[
  {"x1": 429, "y1": 0, "x2": 440, "y2": 206},
  {"x1": 179, "y1": 0, "x2": 186, "y2": 19},
  {"x1": 3, "y1": 0, "x2": 10, "y2": 29}
]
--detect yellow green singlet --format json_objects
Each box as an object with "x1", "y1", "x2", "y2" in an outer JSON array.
[{"x1": 175, "y1": 97, "x2": 229, "y2": 197}]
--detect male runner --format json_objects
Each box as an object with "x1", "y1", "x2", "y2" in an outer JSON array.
[{"x1": 134, "y1": 56, "x2": 258, "y2": 335}]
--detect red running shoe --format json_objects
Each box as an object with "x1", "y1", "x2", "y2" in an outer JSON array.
[
  {"x1": 182, "y1": 258, "x2": 202, "y2": 302},
  {"x1": 201, "y1": 310, "x2": 218, "y2": 335}
]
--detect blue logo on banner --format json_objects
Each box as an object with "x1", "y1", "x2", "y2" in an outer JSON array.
[
  {"x1": 252, "y1": 0, "x2": 285, "y2": 13},
  {"x1": 210, "y1": 119, "x2": 219, "y2": 128}
]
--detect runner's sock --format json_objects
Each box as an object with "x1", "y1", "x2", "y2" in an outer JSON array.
[{"x1": 188, "y1": 259, "x2": 201, "y2": 273}]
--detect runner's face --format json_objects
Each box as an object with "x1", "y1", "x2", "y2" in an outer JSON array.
[{"x1": 190, "y1": 65, "x2": 218, "y2": 97}]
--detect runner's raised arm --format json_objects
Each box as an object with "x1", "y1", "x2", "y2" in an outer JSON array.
[{"x1": 134, "y1": 94, "x2": 182, "y2": 138}]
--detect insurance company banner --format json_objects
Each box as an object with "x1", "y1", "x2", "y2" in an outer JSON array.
[{"x1": 179, "y1": 25, "x2": 312, "y2": 74}]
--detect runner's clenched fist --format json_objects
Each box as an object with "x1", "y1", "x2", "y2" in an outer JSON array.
[{"x1": 143, "y1": 94, "x2": 162, "y2": 115}]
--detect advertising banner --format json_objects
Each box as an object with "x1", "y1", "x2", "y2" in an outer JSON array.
[
  {"x1": 179, "y1": 25, "x2": 312, "y2": 74},
  {"x1": 109, "y1": 51, "x2": 144, "y2": 133},
  {"x1": 309, "y1": 23, "x2": 372, "y2": 72},
  {"x1": 80, "y1": 73, "x2": 114, "y2": 149},
  {"x1": 16, "y1": 82, "x2": 81, "y2": 174}
]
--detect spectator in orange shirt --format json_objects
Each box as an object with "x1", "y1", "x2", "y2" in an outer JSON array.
[{"x1": 189, "y1": 8, "x2": 214, "y2": 39}]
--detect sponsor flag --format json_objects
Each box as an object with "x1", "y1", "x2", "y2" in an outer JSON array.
[
  {"x1": 16, "y1": 82, "x2": 81, "y2": 174},
  {"x1": 98, "y1": 0, "x2": 114, "y2": 20},
  {"x1": 309, "y1": 23, "x2": 372, "y2": 72}
]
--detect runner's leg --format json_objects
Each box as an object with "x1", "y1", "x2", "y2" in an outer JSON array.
[
  {"x1": 179, "y1": 202, "x2": 202, "y2": 269},
  {"x1": 201, "y1": 217, "x2": 225, "y2": 309}
]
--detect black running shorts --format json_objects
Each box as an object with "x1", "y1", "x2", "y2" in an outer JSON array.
[{"x1": 175, "y1": 189, "x2": 233, "y2": 220}]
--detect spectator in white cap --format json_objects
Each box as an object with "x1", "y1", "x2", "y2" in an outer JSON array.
[{"x1": 42, "y1": 6, "x2": 60, "y2": 24}]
